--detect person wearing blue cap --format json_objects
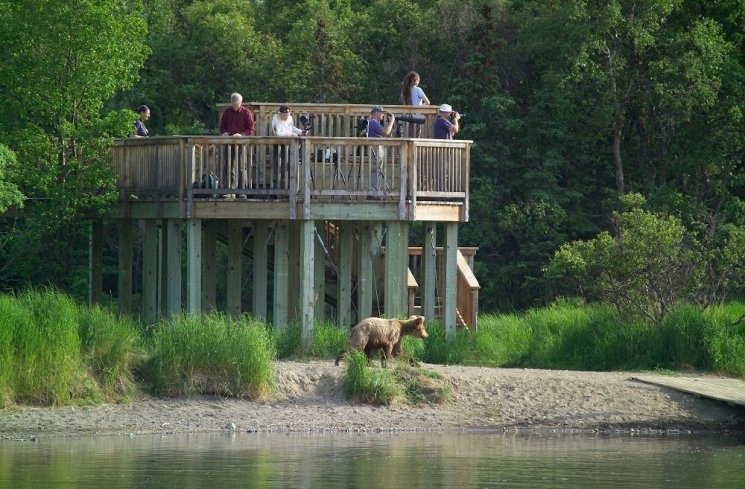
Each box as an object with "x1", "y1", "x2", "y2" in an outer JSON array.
[{"x1": 366, "y1": 105, "x2": 395, "y2": 138}]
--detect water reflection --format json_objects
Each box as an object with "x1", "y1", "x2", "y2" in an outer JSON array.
[{"x1": 1, "y1": 432, "x2": 744, "y2": 488}]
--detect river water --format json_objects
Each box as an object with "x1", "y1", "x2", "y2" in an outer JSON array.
[{"x1": 2, "y1": 432, "x2": 744, "y2": 488}]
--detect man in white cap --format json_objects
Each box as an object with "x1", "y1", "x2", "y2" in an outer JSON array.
[{"x1": 433, "y1": 103, "x2": 460, "y2": 139}]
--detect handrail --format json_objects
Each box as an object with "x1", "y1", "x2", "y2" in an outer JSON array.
[{"x1": 112, "y1": 136, "x2": 471, "y2": 215}]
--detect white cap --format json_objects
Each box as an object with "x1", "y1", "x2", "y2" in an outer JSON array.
[{"x1": 438, "y1": 103, "x2": 453, "y2": 112}]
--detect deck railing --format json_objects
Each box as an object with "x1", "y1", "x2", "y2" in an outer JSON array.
[{"x1": 112, "y1": 135, "x2": 470, "y2": 219}]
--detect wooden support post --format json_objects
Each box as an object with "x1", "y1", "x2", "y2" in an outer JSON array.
[
  {"x1": 443, "y1": 222, "x2": 458, "y2": 338},
  {"x1": 186, "y1": 219, "x2": 202, "y2": 314},
  {"x1": 422, "y1": 222, "x2": 437, "y2": 322},
  {"x1": 118, "y1": 219, "x2": 133, "y2": 315},
  {"x1": 337, "y1": 223, "x2": 353, "y2": 328},
  {"x1": 252, "y1": 221, "x2": 269, "y2": 321},
  {"x1": 226, "y1": 220, "x2": 243, "y2": 317},
  {"x1": 299, "y1": 220, "x2": 316, "y2": 347},
  {"x1": 158, "y1": 221, "x2": 167, "y2": 316},
  {"x1": 314, "y1": 222, "x2": 326, "y2": 322},
  {"x1": 272, "y1": 221, "x2": 289, "y2": 329},
  {"x1": 287, "y1": 221, "x2": 300, "y2": 322},
  {"x1": 142, "y1": 219, "x2": 159, "y2": 324},
  {"x1": 357, "y1": 222, "x2": 373, "y2": 320},
  {"x1": 384, "y1": 221, "x2": 407, "y2": 318},
  {"x1": 88, "y1": 220, "x2": 103, "y2": 306},
  {"x1": 165, "y1": 219, "x2": 182, "y2": 316},
  {"x1": 202, "y1": 220, "x2": 217, "y2": 311}
]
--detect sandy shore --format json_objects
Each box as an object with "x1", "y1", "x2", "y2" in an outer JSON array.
[{"x1": 2, "y1": 361, "x2": 744, "y2": 439}]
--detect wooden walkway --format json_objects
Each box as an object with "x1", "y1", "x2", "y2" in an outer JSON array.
[{"x1": 632, "y1": 375, "x2": 745, "y2": 407}]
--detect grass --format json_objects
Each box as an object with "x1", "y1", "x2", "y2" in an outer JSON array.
[
  {"x1": 144, "y1": 313, "x2": 275, "y2": 399},
  {"x1": 3, "y1": 289, "x2": 743, "y2": 409},
  {"x1": 342, "y1": 350, "x2": 452, "y2": 405},
  {"x1": 0, "y1": 289, "x2": 139, "y2": 408},
  {"x1": 416, "y1": 299, "x2": 745, "y2": 375}
]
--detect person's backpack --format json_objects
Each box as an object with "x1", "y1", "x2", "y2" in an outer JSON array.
[{"x1": 193, "y1": 172, "x2": 218, "y2": 198}]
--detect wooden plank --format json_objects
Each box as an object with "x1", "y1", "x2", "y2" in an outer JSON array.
[
  {"x1": 384, "y1": 221, "x2": 406, "y2": 318},
  {"x1": 631, "y1": 375, "x2": 745, "y2": 407},
  {"x1": 252, "y1": 221, "x2": 269, "y2": 320},
  {"x1": 421, "y1": 223, "x2": 437, "y2": 322},
  {"x1": 357, "y1": 222, "x2": 373, "y2": 319},
  {"x1": 165, "y1": 219, "x2": 182, "y2": 317},
  {"x1": 337, "y1": 223, "x2": 353, "y2": 328},
  {"x1": 201, "y1": 220, "x2": 217, "y2": 311},
  {"x1": 299, "y1": 220, "x2": 316, "y2": 347},
  {"x1": 314, "y1": 222, "x2": 326, "y2": 322},
  {"x1": 442, "y1": 222, "x2": 458, "y2": 338},
  {"x1": 273, "y1": 221, "x2": 289, "y2": 329},
  {"x1": 226, "y1": 220, "x2": 242, "y2": 317},
  {"x1": 186, "y1": 219, "x2": 202, "y2": 313}
]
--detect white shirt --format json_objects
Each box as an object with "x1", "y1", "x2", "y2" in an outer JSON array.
[
  {"x1": 411, "y1": 86, "x2": 427, "y2": 105},
  {"x1": 271, "y1": 114, "x2": 302, "y2": 136}
]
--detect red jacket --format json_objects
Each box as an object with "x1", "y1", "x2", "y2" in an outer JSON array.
[{"x1": 220, "y1": 106, "x2": 255, "y2": 136}]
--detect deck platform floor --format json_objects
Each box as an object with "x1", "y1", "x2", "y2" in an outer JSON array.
[{"x1": 631, "y1": 375, "x2": 745, "y2": 407}]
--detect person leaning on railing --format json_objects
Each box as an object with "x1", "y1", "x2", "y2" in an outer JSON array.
[
  {"x1": 219, "y1": 93, "x2": 256, "y2": 198},
  {"x1": 401, "y1": 71, "x2": 430, "y2": 137},
  {"x1": 433, "y1": 103, "x2": 460, "y2": 140}
]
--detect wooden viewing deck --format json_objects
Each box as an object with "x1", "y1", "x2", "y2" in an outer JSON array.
[{"x1": 99, "y1": 103, "x2": 479, "y2": 342}]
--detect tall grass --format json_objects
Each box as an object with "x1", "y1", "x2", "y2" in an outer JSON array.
[
  {"x1": 0, "y1": 289, "x2": 139, "y2": 408},
  {"x1": 273, "y1": 321, "x2": 348, "y2": 359},
  {"x1": 144, "y1": 313, "x2": 275, "y2": 399},
  {"x1": 342, "y1": 350, "x2": 402, "y2": 405},
  {"x1": 419, "y1": 300, "x2": 745, "y2": 375}
]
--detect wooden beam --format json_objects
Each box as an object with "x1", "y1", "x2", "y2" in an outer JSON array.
[
  {"x1": 384, "y1": 221, "x2": 407, "y2": 318},
  {"x1": 226, "y1": 219, "x2": 243, "y2": 317},
  {"x1": 252, "y1": 221, "x2": 269, "y2": 320},
  {"x1": 421, "y1": 223, "x2": 437, "y2": 322},
  {"x1": 142, "y1": 219, "x2": 159, "y2": 324},
  {"x1": 443, "y1": 222, "x2": 459, "y2": 338},
  {"x1": 337, "y1": 223, "x2": 353, "y2": 328},
  {"x1": 88, "y1": 220, "x2": 103, "y2": 306},
  {"x1": 314, "y1": 222, "x2": 326, "y2": 322},
  {"x1": 117, "y1": 219, "x2": 133, "y2": 315},
  {"x1": 186, "y1": 219, "x2": 202, "y2": 313},
  {"x1": 272, "y1": 221, "x2": 289, "y2": 329},
  {"x1": 356, "y1": 222, "x2": 373, "y2": 320},
  {"x1": 299, "y1": 220, "x2": 316, "y2": 347},
  {"x1": 201, "y1": 220, "x2": 217, "y2": 311},
  {"x1": 165, "y1": 219, "x2": 182, "y2": 316}
]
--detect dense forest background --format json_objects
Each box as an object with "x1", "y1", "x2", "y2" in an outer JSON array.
[{"x1": 1, "y1": 0, "x2": 744, "y2": 315}]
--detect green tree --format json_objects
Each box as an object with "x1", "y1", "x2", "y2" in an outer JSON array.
[
  {"x1": 0, "y1": 145, "x2": 23, "y2": 214},
  {"x1": 0, "y1": 0, "x2": 149, "y2": 295}
]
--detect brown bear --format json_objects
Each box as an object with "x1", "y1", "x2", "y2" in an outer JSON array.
[{"x1": 335, "y1": 315, "x2": 428, "y2": 367}]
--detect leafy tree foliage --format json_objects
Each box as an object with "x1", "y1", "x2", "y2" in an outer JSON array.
[
  {"x1": 0, "y1": 0, "x2": 148, "y2": 294},
  {"x1": 1, "y1": 0, "x2": 744, "y2": 310}
]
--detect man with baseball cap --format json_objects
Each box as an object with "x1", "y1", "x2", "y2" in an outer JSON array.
[
  {"x1": 433, "y1": 103, "x2": 460, "y2": 140},
  {"x1": 365, "y1": 105, "x2": 396, "y2": 197},
  {"x1": 366, "y1": 105, "x2": 396, "y2": 138}
]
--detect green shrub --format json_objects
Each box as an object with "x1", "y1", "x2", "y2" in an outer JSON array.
[
  {"x1": 13, "y1": 289, "x2": 83, "y2": 405},
  {"x1": 0, "y1": 295, "x2": 16, "y2": 408},
  {"x1": 145, "y1": 313, "x2": 275, "y2": 399},
  {"x1": 78, "y1": 304, "x2": 140, "y2": 399},
  {"x1": 343, "y1": 350, "x2": 402, "y2": 405}
]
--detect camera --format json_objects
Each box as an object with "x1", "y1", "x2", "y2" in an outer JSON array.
[
  {"x1": 356, "y1": 117, "x2": 369, "y2": 137},
  {"x1": 393, "y1": 113, "x2": 426, "y2": 125},
  {"x1": 299, "y1": 113, "x2": 316, "y2": 133},
  {"x1": 448, "y1": 111, "x2": 465, "y2": 122}
]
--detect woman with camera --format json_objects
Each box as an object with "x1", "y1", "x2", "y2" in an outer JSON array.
[{"x1": 433, "y1": 103, "x2": 460, "y2": 140}]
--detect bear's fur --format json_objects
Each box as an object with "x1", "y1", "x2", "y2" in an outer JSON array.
[{"x1": 335, "y1": 315, "x2": 428, "y2": 367}]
